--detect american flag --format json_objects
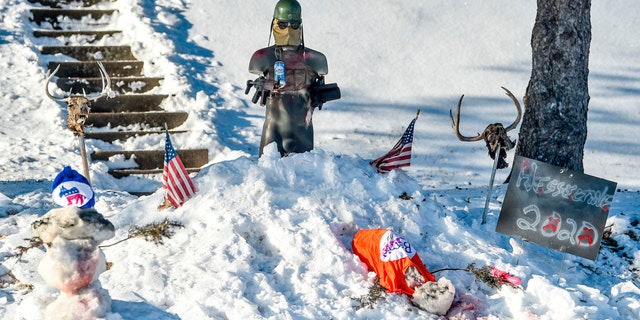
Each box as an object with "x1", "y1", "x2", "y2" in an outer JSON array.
[
  {"x1": 162, "y1": 130, "x2": 196, "y2": 208},
  {"x1": 370, "y1": 110, "x2": 419, "y2": 173}
]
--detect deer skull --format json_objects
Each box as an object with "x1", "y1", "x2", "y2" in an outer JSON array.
[{"x1": 45, "y1": 61, "x2": 112, "y2": 136}]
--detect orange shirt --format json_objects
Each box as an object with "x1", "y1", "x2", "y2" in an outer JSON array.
[{"x1": 352, "y1": 228, "x2": 435, "y2": 295}]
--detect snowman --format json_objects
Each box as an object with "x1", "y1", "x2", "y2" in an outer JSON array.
[{"x1": 31, "y1": 167, "x2": 115, "y2": 320}]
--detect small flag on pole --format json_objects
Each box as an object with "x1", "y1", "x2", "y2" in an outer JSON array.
[
  {"x1": 162, "y1": 129, "x2": 196, "y2": 208},
  {"x1": 370, "y1": 110, "x2": 420, "y2": 173}
]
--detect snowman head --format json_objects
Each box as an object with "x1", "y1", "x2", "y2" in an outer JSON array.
[
  {"x1": 411, "y1": 277, "x2": 456, "y2": 316},
  {"x1": 32, "y1": 206, "x2": 115, "y2": 244}
]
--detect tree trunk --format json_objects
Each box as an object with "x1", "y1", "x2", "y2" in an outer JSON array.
[{"x1": 515, "y1": 0, "x2": 591, "y2": 172}]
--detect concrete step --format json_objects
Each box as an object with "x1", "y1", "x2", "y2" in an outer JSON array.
[
  {"x1": 92, "y1": 149, "x2": 209, "y2": 171},
  {"x1": 33, "y1": 29, "x2": 121, "y2": 41},
  {"x1": 30, "y1": 8, "x2": 117, "y2": 26},
  {"x1": 92, "y1": 95, "x2": 168, "y2": 113},
  {"x1": 27, "y1": 0, "x2": 105, "y2": 8},
  {"x1": 86, "y1": 111, "x2": 189, "y2": 129},
  {"x1": 84, "y1": 130, "x2": 188, "y2": 142},
  {"x1": 40, "y1": 45, "x2": 136, "y2": 61},
  {"x1": 57, "y1": 76, "x2": 164, "y2": 94},
  {"x1": 48, "y1": 61, "x2": 144, "y2": 77}
]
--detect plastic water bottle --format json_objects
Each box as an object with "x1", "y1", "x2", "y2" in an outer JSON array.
[{"x1": 274, "y1": 60, "x2": 286, "y2": 88}]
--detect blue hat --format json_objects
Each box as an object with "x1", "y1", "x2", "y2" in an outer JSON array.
[{"x1": 51, "y1": 166, "x2": 95, "y2": 209}]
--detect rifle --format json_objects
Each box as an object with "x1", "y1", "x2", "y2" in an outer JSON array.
[{"x1": 245, "y1": 76, "x2": 341, "y2": 109}]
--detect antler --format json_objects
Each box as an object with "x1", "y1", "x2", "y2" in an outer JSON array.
[
  {"x1": 449, "y1": 87, "x2": 523, "y2": 142},
  {"x1": 500, "y1": 86, "x2": 522, "y2": 132},
  {"x1": 44, "y1": 61, "x2": 112, "y2": 102},
  {"x1": 85, "y1": 61, "x2": 112, "y2": 101},
  {"x1": 450, "y1": 94, "x2": 484, "y2": 141},
  {"x1": 45, "y1": 64, "x2": 68, "y2": 102}
]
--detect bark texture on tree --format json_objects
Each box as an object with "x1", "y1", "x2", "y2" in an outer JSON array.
[{"x1": 515, "y1": 0, "x2": 591, "y2": 172}]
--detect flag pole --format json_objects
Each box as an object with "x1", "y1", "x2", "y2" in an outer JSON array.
[
  {"x1": 481, "y1": 141, "x2": 501, "y2": 224},
  {"x1": 159, "y1": 122, "x2": 170, "y2": 210}
]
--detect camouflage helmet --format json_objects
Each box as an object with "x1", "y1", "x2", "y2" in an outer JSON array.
[{"x1": 273, "y1": 0, "x2": 302, "y2": 23}]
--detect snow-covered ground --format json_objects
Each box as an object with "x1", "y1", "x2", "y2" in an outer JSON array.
[{"x1": 1, "y1": 0, "x2": 639, "y2": 319}]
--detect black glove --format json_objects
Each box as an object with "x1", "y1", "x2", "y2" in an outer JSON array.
[
  {"x1": 309, "y1": 76, "x2": 325, "y2": 110},
  {"x1": 245, "y1": 76, "x2": 271, "y2": 106}
]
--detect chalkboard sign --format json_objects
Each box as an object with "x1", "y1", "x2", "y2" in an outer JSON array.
[{"x1": 496, "y1": 156, "x2": 617, "y2": 260}]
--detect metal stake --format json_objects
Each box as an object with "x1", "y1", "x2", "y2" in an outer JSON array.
[
  {"x1": 79, "y1": 134, "x2": 91, "y2": 184},
  {"x1": 481, "y1": 142, "x2": 501, "y2": 224},
  {"x1": 514, "y1": 238, "x2": 526, "y2": 266},
  {"x1": 557, "y1": 250, "x2": 567, "y2": 285}
]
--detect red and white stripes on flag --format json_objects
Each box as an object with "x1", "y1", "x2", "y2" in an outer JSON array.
[
  {"x1": 370, "y1": 110, "x2": 419, "y2": 173},
  {"x1": 162, "y1": 130, "x2": 196, "y2": 208}
]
